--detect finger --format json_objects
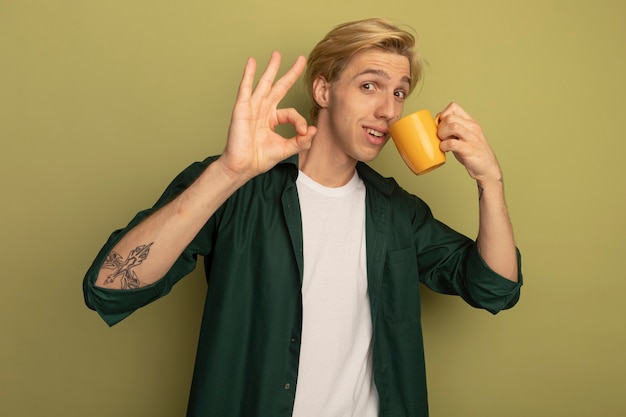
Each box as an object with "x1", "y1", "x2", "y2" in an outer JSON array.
[
  {"x1": 285, "y1": 125, "x2": 317, "y2": 154},
  {"x1": 439, "y1": 135, "x2": 462, "y2": 153},
  {"x1": 273, "y1": 108, "x2": 315, "y2": 154},
  {"x1": 235, "y1": 57, "x2": 257, "y2": 103},
  {"x1": 439, "y1": 102, "x2": 473, "y2": 121},
  {"x1": 267, "y1": 55, "x2": 307, "y2": 102},
  {"x1": 293, "y1": 125, "x2": 317, "y2": 150},
  {"x1": 275, "y1": 107, "x2": 309, "y2": 135},
  {"x1": 252, "y1": 51, "x2": 283, "y2": 99},
  {"x1": 438, "y1": 113, "x2": 483, "y2": 142}
]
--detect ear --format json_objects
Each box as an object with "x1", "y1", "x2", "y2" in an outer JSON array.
[{"x1": 312, "y1": 75, "x2": 330, "y2": 108}]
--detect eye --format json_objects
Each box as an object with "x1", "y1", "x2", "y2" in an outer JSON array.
[
  {"x1": 394, "y1": 89, "x2": 407, "y2": 100},
  {"x1": 361, "y1": 82, "x2": 376, "y2": 91}
]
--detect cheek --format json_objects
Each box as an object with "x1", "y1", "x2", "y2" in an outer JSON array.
[
  {"x1": 329, "y1": 96, "x2": 358, "y2": 123},
  {"x1": 394, "y1": 102, "x2": 405, "y2": 121},
  {"x1": 329, "y1": 89, "x2": 378, "y2": 124}
]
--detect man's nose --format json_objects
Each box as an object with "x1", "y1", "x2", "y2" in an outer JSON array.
[{"x1": 375, "y1": 94, "x2": 398, "y2": 122}]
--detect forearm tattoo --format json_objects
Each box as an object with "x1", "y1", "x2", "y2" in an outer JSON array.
[
  {"x1": 101, "y1": 243, "x2": 153, "y2": 289},
  {"x1": 477, "y1": 178, "x2": 504, "y2": 201},
  {"x1": 478, "y1": 184, "x2": 485, "y2": 201}
]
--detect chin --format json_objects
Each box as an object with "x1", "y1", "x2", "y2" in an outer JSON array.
[
  {"x1": 363, "y1": 144, "x2": 388, "y2": 162},
  {"x1": 358, "y1": 150, "x2": 383, "y2": 163}
]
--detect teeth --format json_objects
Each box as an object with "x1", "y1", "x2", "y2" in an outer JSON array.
[{"x1": 366, "y1": 128, "x2": 385, "y2": 137}]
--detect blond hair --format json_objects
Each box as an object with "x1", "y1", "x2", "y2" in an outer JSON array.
[{"x1": 305, "y1": 18, "x2": 423, "y2": 123}]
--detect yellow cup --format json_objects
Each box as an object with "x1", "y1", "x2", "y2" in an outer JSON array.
[{"x1": 389, "y1": 110, "x2": 446, "y2": 175}]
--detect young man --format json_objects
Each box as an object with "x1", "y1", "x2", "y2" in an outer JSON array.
[{"x1": 84, "y1": 18, "x2": 522, "y2": 417}]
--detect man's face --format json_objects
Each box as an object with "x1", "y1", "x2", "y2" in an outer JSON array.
[{"x1": 315, "y1": 49, "x2": 411, "y2": 164}]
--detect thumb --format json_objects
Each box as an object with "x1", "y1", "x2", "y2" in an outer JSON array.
[{"x1": 287, "y1": 125, "x2": 316, "y2": 154}]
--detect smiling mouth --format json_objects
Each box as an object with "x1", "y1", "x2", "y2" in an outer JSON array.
[{"x1": 365, "y1": 127, "x2": 386, "y2": 138}]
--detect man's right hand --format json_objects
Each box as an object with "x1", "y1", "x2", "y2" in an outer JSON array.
[{"x1": 217, "y1": 52, "x2": 317, "y2": 182}]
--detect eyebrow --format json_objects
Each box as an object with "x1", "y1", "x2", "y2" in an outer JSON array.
[{"x1": 354, "y1": 68, "x2": 412, "y2": 87}]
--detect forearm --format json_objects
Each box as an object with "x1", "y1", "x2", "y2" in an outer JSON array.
[
  {"x1": 94, "y1": 53, "x2": 315, "y2": 290},
  {"x1": 435, "y1": 103, "x2": 519, "y2": 282},
  {"x1": 94, "y1": 158, "x2": 249, "y2": 289},
  {"x1": 475, "y1": 178, "x2": 518, "y2": 282}
]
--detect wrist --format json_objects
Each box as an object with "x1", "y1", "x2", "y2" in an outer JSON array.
[
  {"x1": 475, "y1": 164, "x2": 504, "y2": 189},
  {"x1": 476, "y1": 176, "x2": 504, "y2": 201},
  {"x1": 211, "y1": 157, "x2": 254, "y2": 189},
  {"x1": 476, "y1": 175, "x2": 504, "y2": 188}
]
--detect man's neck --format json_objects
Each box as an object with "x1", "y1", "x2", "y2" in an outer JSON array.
[{"x1": 298, "y1": 132, "x2": 357, "y2": 188}]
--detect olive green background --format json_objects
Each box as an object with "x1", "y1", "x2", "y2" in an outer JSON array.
[{"x1": 1, "y1": 1, "x2": 624, "y2": 416}]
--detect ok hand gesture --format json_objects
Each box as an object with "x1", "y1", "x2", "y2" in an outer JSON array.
[{"x1": 219, "y1": 52, "x2": 317, "y2": 181}]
